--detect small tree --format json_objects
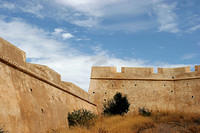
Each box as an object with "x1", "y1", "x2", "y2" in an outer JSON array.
[{"x1": 103, "y1": 92, "x2": 130, "y2": 115}]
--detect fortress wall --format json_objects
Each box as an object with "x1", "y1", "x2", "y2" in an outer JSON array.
[
  {"x1": 0, "y1": 38, "x2": 26, "y2": 67},
  {"x1": 89, "y1": 66, "x2": 200, "y2": 114},
  {"x1": 174, "y1": 79, "x2": 200, "y2": 113},
  {"x1": 89, "y1": 79, "x2": 175, "y2": 113},
  {"x1": 0, "y1": 38, "x2": 97, "y2": 133}
]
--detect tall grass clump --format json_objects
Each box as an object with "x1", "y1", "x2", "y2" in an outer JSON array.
[
  {"x1": 103, "y1": 92, "x2": 130, "y2": 116},
  {"x1": 67, "y1": 109, "x2": 96, "y2": 128}
]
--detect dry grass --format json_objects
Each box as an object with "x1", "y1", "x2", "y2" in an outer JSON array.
[{"x1": 47, "y1": 112, "x2": 200, "y2": 133}]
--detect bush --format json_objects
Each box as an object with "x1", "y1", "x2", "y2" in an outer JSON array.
[
  {"x1": 0, "y1": 128, "x2": 6, "y2": 133},
  {"x1": 103, "y1": 92, "x2": 130, "y2": 115},
  {"x1": 67, "y1": 109, "x2": 96, "y2": 128},
  {"x1": 138, "y1": 107, "x2": 151, "y2": 116}
]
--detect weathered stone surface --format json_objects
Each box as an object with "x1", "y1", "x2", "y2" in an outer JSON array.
[
  {"x1": 0, "y1": 38, "x2": 97, "y2": 133},
  {"x1": 89, "y1": 66, "x2": 200, "y2": 113},
  {"x1": 1, "y1": 37, "x2": 200, "y2": 132}
]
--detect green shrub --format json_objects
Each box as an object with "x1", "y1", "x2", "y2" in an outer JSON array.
[
  {"x1": 67, "y1": 109, "x2": 96, "y2": 128},
  {"x1": 103, "y1": 92, "x2": 130, "y2": 115},
  {"x1": 0, "y1": 128, "x2": 6, "y2": 133},
  {"x1": 138, "y1": 107, "x2": 151, "y2": 116}
]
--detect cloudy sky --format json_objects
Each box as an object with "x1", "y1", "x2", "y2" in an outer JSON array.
[{"x1": 0, "y1": 0, "x2": 199, "y2": 91}]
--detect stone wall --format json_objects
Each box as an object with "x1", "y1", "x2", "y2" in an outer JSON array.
[
  {"x1": 89, "y1": 66, "x2": 200, "y2": 114},
  {"x1": 0, "y1": 38, "x2": 97, "y2": 133}
]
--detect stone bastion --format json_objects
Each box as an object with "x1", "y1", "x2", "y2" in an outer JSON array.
[
  {"x1": 0, "y1": 38, "x2": 97, "y2": 133},
  {"x1": 89, "y1": 66, "x2": 200, "y2": 113},
  {"x1": 0, "y1": 37, "x2": 200, "y2": 133}
]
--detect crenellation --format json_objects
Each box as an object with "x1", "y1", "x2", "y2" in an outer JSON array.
[
  {"x1": 195, "y1": 65, "x2": 200, "y2": 72},
  {"x1": 157, "y1": 66, "x2": 191, "y2": 75},
  {"x1": 90, "y1": 66, "x2": 200, "y2": 80},
  {"x1": 91, "y1": 66, "x2": 117, "y2": 78},
  {"x1": 121, "y1": 67, "x2": 154, "y2": 75}
]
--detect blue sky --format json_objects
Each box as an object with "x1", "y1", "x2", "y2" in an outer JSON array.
[{"x1": 0, "y1": 0, "x2": 199, "y2": 91}]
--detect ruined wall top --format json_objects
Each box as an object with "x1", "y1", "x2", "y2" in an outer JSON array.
[
  {"x1": 91, "y1": 66, "x2": 200, "y2": 80},
  {"x1": 0, "y1": 38, "x2": 26, "y2": 66},
  {"x1": 0, "y1": 37, "x2": 93, "y2": 105}
]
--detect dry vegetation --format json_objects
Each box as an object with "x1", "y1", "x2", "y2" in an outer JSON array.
[{"x1": 47, "y1": 112, "x2": 200, "y2": 133}]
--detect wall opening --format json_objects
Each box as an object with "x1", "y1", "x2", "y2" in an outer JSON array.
[
  {"x1": 134, "y1": 84, "x2": 137, "y2": 86},
  {"x1": 41, "y1": 108, "x2": 44, "y2": 113},
  {"x1": 116, "y1": 67, "x2": 121, "y2": 73},
  {"x1": 186, "y1": 83, "x2": 189, "y2": 86}
]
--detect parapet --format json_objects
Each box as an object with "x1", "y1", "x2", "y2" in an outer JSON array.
[
  {"x1": 91, "y1": 66, "x2": 200, "y2": 80},
  {"x1": 91, "y1": 66, "x2": 117, "y2": 78},
  {"x1": 91, "y1": 66, "x2": 156, "y2": 79},
  {"x1": 0, "y1": 38, "x2": 26, "y2": 66},
  {"x1": 121, "y1": 67, "x2": 154, "y2": 75},
  {"x1": 61, "y1": 81, "x2": 89, "y2": 101},
  {"x1": 195, "y1": 65, "x2": 200, "y2": 72},
  {"x1": 26, "y1": 63, "x2": 61, "y2": 84},
  {"x1": 158, "y1": 66, "x2": 191, "y2": 75}
]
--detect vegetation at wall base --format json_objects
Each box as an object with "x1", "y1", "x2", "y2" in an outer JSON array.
[
  {"x1": 0, "y1": 128, "x2": 5, "y2": 133},
  {"x1": 67, "y1": 109, "x2": 96, "y2": 128},
  {"x1": 138, "y1": 107, "x2": 151, "y2": 117},
  {"x1": 49, "y1": 112, "x2": 200, "y2": 133},
  {"x1": 103, "y1": 92, "x2": 130, "y2": 115}
]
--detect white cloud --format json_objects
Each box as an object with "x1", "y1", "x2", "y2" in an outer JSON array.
[
  {"x1": 62, "y1": 33, "x2": 74, "y2": 39},
  {"x1": 20, "y1": 3, "x2": 43, "y2": 18},
  {"x1": 72, "y1": 17, "x2": 100, "y2": 27},
  {"x1": 187, "y1": 24, "x2": 200, "y2": 32},
  {"x1": 53, "y1": 28, "x2": 64, "y2": 34},
  {"x1": 0, "y1": 16, "x2": 192, "y2": 91},
  {"x1": 54, "y1": 0, "x2": 117, "y2": 17},
  {"x1": 0, "y1": 17, "x2": 148, "y2": 91},
  {"x1": 53, "y1": 0, "x2": 180, "y2": 33},
  {"x1": 0, "y1": 2, "x2": 15, "y2": 9},
  {"x1": 52, "y1": 28, "x2": 74, "y2": 40},
  {"x1": 153, "y1": 1, "x2": 179, "y2": 33},
  {"x1": 0, "y1": 0, "x2": 181, "y2": 33},
  {"x1": 181, "y1": 53, "x2": 197, "y2": 60},
  {"x1": 0, "y1": 17, "x2": 192, "y2": 90}
]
